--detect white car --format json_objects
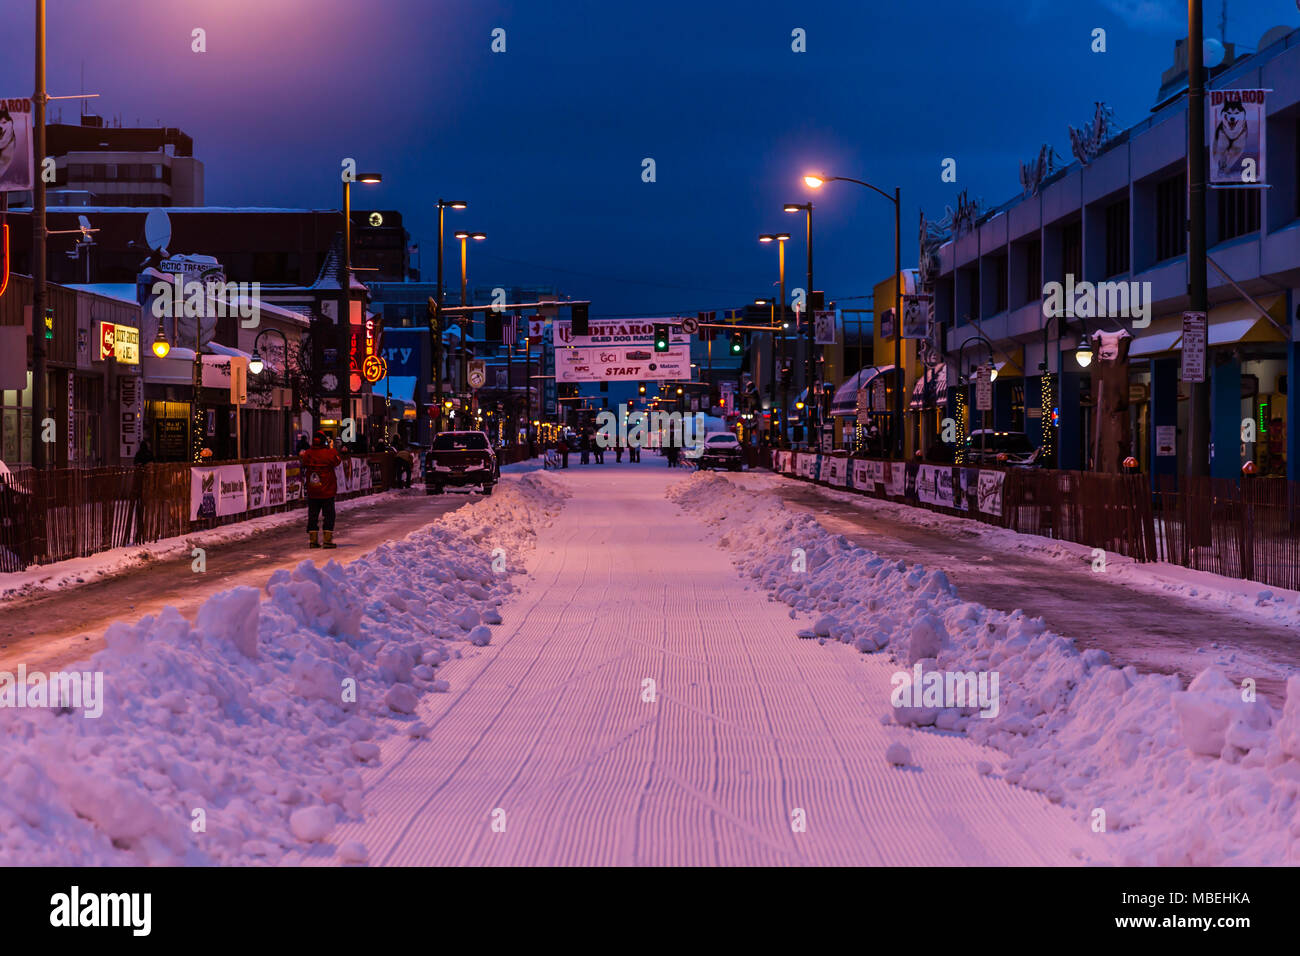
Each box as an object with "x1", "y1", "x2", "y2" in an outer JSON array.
[{"x1": 696, "y1": 432, "x2": 743, "y2": 471}]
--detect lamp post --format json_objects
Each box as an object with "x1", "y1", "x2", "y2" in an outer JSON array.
[
  {"x1": 432, "y1": 199, "x2": 467, "y2": 437},
  {"x1": 342, "y1": 171, "x2": 382, "y2": 280},
  {"x1": 784, "y1": 202, "x2": 814, "y2": 433},
  {"x1": 339, "y1": 169, "x2": 380, "y2": 449},
  {"x1": 31, "y1": 0, "x2": 48, "y2": 468},
  {"x1": 804, "y1": 173, "x2": 900, "y2": 457},
  {"x1": 759, "y1": 233, "x2": 791, "y2": 442},
  {"x1": 454, "y1": 230, "x2": 486, "y2": 308},
  {"x1": 249, "y1": 327, "x2": 291, "y2": 454},
  {"x1": 958, "y1": 333, "x2": 997, "y2": 464}
]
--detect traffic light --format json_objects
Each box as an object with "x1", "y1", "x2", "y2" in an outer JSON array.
[
  {"x1": 638, "y1": 382, "x2": 646, "y2": 395},
  {"x1": 653, "y1": 324, "x2": 670, "y2": 352},
  {"x1": 730, "y1": 332, "x2": 743, "y2": 355},
  {"x1": 572, "y1": 302, "x2": 589, "y2": 337}
]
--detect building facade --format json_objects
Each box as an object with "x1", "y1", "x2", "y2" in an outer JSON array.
[{"x1": 928, "y1": 28, "x2": 1300, "y2": 481}]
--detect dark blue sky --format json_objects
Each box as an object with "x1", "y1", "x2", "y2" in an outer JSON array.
[{"x1": 2, "y1": 0, "x2": 1296, "y2": 315}]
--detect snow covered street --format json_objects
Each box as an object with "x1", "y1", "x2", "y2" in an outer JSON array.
[
  {"x1": 5, "y1": 460, "x2": 1298, "y2": 867},
  {"x1": 294, "y1": 463, "x2": 1111, "y2": 866}
]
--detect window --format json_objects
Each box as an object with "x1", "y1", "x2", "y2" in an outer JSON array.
[
  {"x1": 1217, "y1": 189, "x2": 1260, "y2": 242},
  {"x1": 104, "y1": 164, "x2": 117, "y2": 179},
  {"x1": 992, "y1": 255, "x2": 1008, "y2": 313},
  {"x1": 1156, "y1": 172, "x2": 1187, "y2": 261},
  {"x1": 1104, "y1": 198, "x2": 1130, "y2": 276},
  {"x1": 1024, "y1": 237, "x2": 1041, "y2": 304},
  {"x1": 1062, "y1": 221, "x2": 1082, "y2": 281}
]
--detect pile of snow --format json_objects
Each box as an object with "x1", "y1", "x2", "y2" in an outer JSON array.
[
  {"x1": 0, "y1": 474, "x2": 564, "y2": 865},
  {"x1": 669, "y1": 472, "x2": 1300, "y2": 865}
]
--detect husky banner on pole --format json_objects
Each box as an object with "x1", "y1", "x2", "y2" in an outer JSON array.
[
  {"x1": 1209, "y1": 89, "x2": 1267, "y2": 187},
  {"x1": 0, "y1": 98, "x2": 35, "y2": 191}
]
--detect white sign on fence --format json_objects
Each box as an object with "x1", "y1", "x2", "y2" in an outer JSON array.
[
  {"x1": 976, "y1": 470, "x2": 1004, "y2": 517},
  {"x1": 190, "y1": 464, "x2": 247, "y2": 520}
]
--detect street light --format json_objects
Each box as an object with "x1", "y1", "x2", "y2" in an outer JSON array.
[
  {"x1": 151, "y1": 325, "x2": 171, "y2": 359},
  {"x1": 432, "y1": 199, "x2": 468, "y2": 436},
  {"x1": 804, "y1": 171, "x2": 901, "y2": 457},
  {"x1": 784, "y1": 201, "x2": 815, "y2": 434},
  {"x1": 759, "y1": 234, "x2": 792, "y2": 443},
  {"x1": 1075, "y1": 336, "x2": 1094, "y2": 368},
  {"x1": 453, "y1": 230, "x2": 487, "y2": 308},
  {"x1": 342, "y1": 171, "x2": 382, "y2": 279}
]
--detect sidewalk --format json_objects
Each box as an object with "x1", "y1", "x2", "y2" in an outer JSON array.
[{"x1": 295, "y1": 462, "x2": 1110, "y2": 866}]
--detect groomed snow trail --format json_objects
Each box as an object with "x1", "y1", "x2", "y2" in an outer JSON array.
[{"x1": 307, "y1": 463, "x2": 1110, "y2": 866}]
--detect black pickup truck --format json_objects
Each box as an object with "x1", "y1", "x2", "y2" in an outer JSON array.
[{"x1": 424, "y1": 430, "x2": 499, "y2": 495}]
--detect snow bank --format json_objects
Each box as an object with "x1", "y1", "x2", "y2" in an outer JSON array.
[
  {"x1": 0, "y1": 474, "x2": 564, "y2": 865},
  {"x1": 669, "y1": 472, "x2": 1300, "y2": 865}
]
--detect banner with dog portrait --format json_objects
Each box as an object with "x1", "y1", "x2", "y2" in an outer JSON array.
[
  {"x1": 265, "y1": 461, "x2": 286, "y2": 506},
  {"x1": 1209, "y1": 89, "x2": 1266, "y2": 187},
  {"x1": 0, "y1": 98, "x2": 34, "y2": 191}
]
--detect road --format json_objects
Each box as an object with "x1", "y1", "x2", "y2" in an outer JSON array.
[
  {"x1": 763, "y1": 475, "x2": 1299, "y2": 704},
  {"x1": 0, "y1": 487, "x2": 478, "y2": 673},
  {"x1": 293, "y1": 463, "x2": 1108, "y2": 866}
]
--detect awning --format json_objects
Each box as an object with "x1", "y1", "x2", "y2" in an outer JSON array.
[
  {"x1": 830, "y1": 365, "x2": 894, "y2": 415},
  {"x1": 1129, "y1": 302, "x2": 1286, "y2": 358}
]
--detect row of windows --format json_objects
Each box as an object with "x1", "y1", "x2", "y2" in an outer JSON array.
[{"x1": 65, "y1": 163, "x2": 170, "y2": 183}]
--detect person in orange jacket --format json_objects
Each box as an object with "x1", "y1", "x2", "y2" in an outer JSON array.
[{"x1": 299, "y1": 430, "x2": 344, "y2": 548}]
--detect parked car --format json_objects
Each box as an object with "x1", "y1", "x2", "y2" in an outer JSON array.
[
  {"x1": 424, "y1": 431, "x2": 499, "y2": 495},
  {"x1": 697, "y1": 432, "x2": 744, "y2": 471},
  {"x1": 963, "y1": 430, "x2": 1042, "y2": 466}
]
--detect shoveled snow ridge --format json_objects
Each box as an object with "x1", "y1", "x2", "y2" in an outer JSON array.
[
  {"x1": 0, "y1": 474, "x2": 566, "y2": 865},
  {"x1": 668, "y1": 472, "x2": 1300, "y2": 866}
]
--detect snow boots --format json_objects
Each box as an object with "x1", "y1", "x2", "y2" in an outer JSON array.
[
  {"x1": 323, "y1": 530, "x2": 336, "y2": 549},
  {"x1": 308, "y1": 530, "x2": 321, "y2": 548}
]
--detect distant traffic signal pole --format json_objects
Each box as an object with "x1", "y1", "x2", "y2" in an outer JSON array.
[
  {"x1": 431, "y1": 199, "x2": 466, "y2": 436},
  {"x1": 759, "y1": 233, "x2": 791, "y2": 443}
]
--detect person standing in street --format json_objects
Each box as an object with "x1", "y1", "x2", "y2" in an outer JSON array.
[
  {"x1": 580, "y1": 431, "x2": 591, "y2": 465},
  {"x1": 559, "y1": 435, "x2": 570, "y2": 468},
  {"x1": 300, "y1": 430, "x2": 343, "y2": 548}
]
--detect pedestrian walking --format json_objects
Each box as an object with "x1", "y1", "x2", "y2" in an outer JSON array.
[
  {"x1": 559, "y1": 436, "x2": 570, "y2": 468},
  {"x1": 629, "y1": 439, "x2": 640, "y2": 463},
  {"x1": 580, "y1": 431, "x2": 591, "y2": 465},
  {"x1": 299, "y1": 430, "x2": 343, "y2": 549},
  {"x1": 132, "y1": 440, "x2": 154, "y2": 466},
  {"x1": 665, "y1": 444, "x2": 680, "y2": 468},
  {"x1": 394, "y1": 442, "x2": 414, "y2": 488},
  {"x1": 593, "y1": 439, "x2": 605, "y2": 464},
  {"x1": 615, "y1": 444, "x2": 624, "y2": 463}
]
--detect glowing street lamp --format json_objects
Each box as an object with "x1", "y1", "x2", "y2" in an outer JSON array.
[{"x1": 151, "y1": 325, "x2": 171, "y2": 359}]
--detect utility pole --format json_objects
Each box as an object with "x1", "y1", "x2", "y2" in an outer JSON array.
[
  {"x1": 1187, "y1": 0, "x2": 1211, "y2": 478},
  {"x1": 804, "y1": 208, "x2": 814, "y2": 433},
  {"x1": 31, "y1": 0, "x2": 48, "y2": 469}
]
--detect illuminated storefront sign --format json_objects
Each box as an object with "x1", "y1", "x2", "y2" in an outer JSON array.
[{"x1": 98, "y1": 321, "x2": 141, "y2": 364}]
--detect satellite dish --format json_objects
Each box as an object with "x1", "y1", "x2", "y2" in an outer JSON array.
[
  {"x1": 1203, "y1": 38, "x2": 1226, "y2": 68},
  {"x1": 144, "y1": 209, "x2": 171, "y2": 255},
  {"x1": 1259, "y1": 26, "x2": 1290, "y2": 51}
]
